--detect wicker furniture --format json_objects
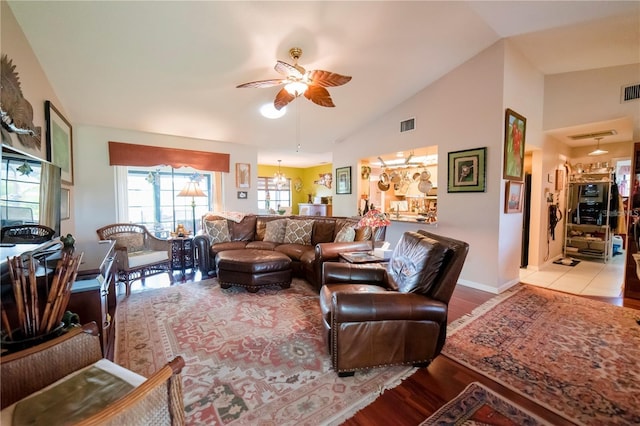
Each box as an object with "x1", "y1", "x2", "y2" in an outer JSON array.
[
  {"x1": 96, "y1": 223, "x2": 172, "y2": 296},
  {"x1": 320, "y1": 230, "x2": 469, "y2": 376},
  {"x1": 1, "y1": 224, "x2": 56, "y2": 244},
  {"x1": 0, "y1": 322, "x2": 185, "y2": 425}
]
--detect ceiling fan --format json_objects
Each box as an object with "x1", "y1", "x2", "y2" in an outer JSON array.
[{"x1": 237, "y1": 47, "x2": 352, "y2": 111}]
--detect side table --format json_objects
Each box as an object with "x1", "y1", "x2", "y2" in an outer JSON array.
[
  {"x1": 169, "y1": 237, "x2": 195, "y2": 279},
  {"x1": 339, "y1": 251, "x2": 389, "y2": 264}
]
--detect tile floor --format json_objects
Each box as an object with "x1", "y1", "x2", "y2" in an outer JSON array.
[{"x1": 519, "y1": 252, "x2": 625, "y2": 297}]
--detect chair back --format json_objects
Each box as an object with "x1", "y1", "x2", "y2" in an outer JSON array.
[
  {"x1": 96, "y1": 223, "x2": 149, "y2": 252},
  {"x1": 386, "y1": 231, "x2": 468, "y2": 304},
  {"x1": 1, "y1": 225, "x2": 56, "y2": 244}
]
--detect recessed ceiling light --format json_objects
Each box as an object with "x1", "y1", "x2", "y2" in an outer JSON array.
[{"x1": 260, "y1": 103, "x2": 286, "y2": 119}]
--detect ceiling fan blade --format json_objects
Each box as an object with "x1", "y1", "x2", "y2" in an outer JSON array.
[
  {"x1": 275, "y1": 61, "x2": 305, "y2": 78},
  {"x1": 236, "y1": 79, "x2": 285, "y2": 89},
  {"x1": 274, "y1": 88, "x2": 295, "y2": 110},
  {"x1": 304, "y1": 85, "x2": 335, "y2": 108},
  {"x1": 307, "y1": 70, "x2": 352, "y2": 87}
]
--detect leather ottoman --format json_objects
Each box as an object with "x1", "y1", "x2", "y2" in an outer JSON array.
[{"x1": 216, "y1": 249, "x2": 292, "y2": 292}]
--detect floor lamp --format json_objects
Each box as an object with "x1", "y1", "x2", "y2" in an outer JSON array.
[{"x1": 177, "y1": 181, "x2": 206, "y2": 234}]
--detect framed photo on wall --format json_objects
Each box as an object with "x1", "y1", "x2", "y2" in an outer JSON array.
[
  {"x1": 45, "y1": 100, "x2": 74, "y2": 185},
  {"x1": 236, "y1": 163, "x2": 250, "y2": 188},
  {"x1": 505, "y1": 181, "x2": 524, "y2": 213},
  {"x1": 447, "y1": 147, "x2": 486, "y2": 193},
  {"x1": 336, "y1": 166, "x2": 352, "y2": 194},
  {"x1": 503, "y1": 108, "x2": 526, "y2": 181}
]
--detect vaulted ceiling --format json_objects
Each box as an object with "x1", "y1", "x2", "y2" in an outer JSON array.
[{"x1": 8, "y1": 1, "x2": 640, "y2": 167}]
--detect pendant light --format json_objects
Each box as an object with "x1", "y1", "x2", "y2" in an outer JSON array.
[
  {"x1": 274, "y1": 160, "x2": 286, "y2": 189},
  {"x1": 588, "y1": 137, "x2": 608, "y2": 156}
]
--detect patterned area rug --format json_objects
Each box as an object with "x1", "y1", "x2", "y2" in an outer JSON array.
[
  {"x1": 443, "y1": 285, "x2": 640, "y2": 425},
  {"x1": 420, "y1": 382, "x2": 547, "y2": 426},
  {"x1": 115, "y1": 278, "x2": 416, "y2": 425}
]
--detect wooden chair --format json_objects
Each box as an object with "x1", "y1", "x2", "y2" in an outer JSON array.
[
  {"x1": 1, "y1": 224, "x2": 56, "y2": 244},
  {"x1": 96, "y1": 223, "x2": 172, "y2": 296},
  {"x1": 0, "y1": 323, "x2": 185, "y2": 425}
]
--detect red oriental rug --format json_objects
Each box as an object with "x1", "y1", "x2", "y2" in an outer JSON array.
[
  {"x1": 442, "y1": 285, "x2": 640, "y2": 426},
  {"x1": 114, "y1": 278, "x2": 416, "y2": 425},
  {"x1": 420, "y1": 382, "x2": 547, "y2": 426}
]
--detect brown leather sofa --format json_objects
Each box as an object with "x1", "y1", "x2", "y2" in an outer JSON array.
[
  {"x1": 319, "y1": 230, "x2": 469, "y2": 376},
  {"x1": 193, "y1": 214, "x2": 385, "y2": 291}
]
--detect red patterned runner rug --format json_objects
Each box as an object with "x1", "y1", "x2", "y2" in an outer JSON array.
[
  {"x1": 443, "y1": 285, "x2": 640, "y2": 425},
  {"x1": 115, "y1": 278, "x2": 416, "y2": 425}
]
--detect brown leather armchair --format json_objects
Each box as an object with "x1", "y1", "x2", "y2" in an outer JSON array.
[{"x1": 319, "y1": 230, "x2": 468, "y2": 376}]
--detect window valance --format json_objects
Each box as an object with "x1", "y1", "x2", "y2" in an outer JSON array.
[{"x1": 108, "y1": 141, "x2": 230, "y2": 172}]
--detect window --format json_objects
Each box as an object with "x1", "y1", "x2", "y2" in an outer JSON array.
[
  {"x1": 124, "y1": 166, "x2": 213, "y2": 237},
  {"x1": 1, "y1": 156, "x2": 41, "y2": 226},
  {"x1": 257, "y1": 176, "x2": 290, "y2": 212}
]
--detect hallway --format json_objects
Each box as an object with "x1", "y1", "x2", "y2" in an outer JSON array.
[{"x1": 519, "y1": 253, "x2": 625, "y2": 297}]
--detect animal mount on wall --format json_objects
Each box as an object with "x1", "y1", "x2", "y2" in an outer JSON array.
[
  {"x1": 0, "y1": 54, "x2": 41, "y2": 149},
  {"x1": 314, "y1": 173, "x2": 332, "y2": 189}
]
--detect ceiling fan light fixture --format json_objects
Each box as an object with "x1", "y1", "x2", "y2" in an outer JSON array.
[
  {"x1": 588, "y1": 137, "x2": 608, "y2": 156},
  {"x1": 260, "y1": 103, "x2": 286, "y2": 119},
  {"x1": 284, "y1": 81, "x2": 308, "y2": 97}
]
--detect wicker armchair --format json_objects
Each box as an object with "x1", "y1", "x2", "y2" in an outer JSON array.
[
  {"x1": 1, "y1": 224, "x2": 56, "y2": 244},
  {"x1": 0, "y1": 323, "x2": 185, "y2": 425},
  {"x1": 96, "y1": 223, "x2": 172, "y2": 296}
]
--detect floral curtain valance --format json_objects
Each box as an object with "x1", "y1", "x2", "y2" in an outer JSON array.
[{"x1": 108, "y1": 141, "x2": 230, "y2": 172}]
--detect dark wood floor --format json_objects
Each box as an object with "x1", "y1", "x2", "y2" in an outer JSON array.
[{"x1": 128, "y1": 273, "x2": 640, "y2": 426}]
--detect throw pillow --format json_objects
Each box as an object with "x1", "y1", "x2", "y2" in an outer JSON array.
[
  {"x1": 263, "y1": 219, "x2": 287, "y2": 243},
  {"x1": 334, "y1": 226, "x2": 355, "y2": 242},
  {"x1": 116, "y1": 234, "x2": 145, "y2": 253},
  {"x1": 204, "y1": 219, "x2": 231, "y2": 243},
  {"x1": 284, "y1": 219, "x2": 314, "y2": 245}
]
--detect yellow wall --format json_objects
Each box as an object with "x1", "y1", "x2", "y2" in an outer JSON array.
[{"x1": 257, "y1": 163, "x2": 333, "y2": 214}]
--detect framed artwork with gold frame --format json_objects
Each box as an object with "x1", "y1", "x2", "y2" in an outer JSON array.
[{"x1": 236, "y1": 163, "x2": 250, "y2": 188}]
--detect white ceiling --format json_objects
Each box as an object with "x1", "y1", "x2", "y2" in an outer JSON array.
[{"x1": 8, "y1": 1, "x2": 640, "y2": 167}]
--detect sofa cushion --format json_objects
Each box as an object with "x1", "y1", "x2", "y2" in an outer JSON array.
[
  {"x1": 354, "y1": 226, "x2": 372, "y2": 241},
  {"x1": 264, "y1": 219, "x2": 287, "y2": 243},
  {"x1": 204, "y1": 219, "x2": 231, "y2": 243},
  {"x1": 245, "y1": 241, "x2": 278, "y2": 250},
  {"x1": 275, "y1": 244, "x2": 313, "y2": 261},
  {"x1": 284, "y1": 219, "x2": 314, "y2": 245},
  {"x1": 311, "y1": 220, "x2": 336, "y2": 245},
  {"x1": 334, "y1": 226, "x2": 355, "y2": 242}
]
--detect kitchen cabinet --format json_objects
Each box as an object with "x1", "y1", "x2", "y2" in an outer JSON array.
[{"x1": 298, "y1": 203, "x2": 332, "y2": 216}]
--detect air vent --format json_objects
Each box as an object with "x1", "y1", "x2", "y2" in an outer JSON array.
[
  {"x1": 621, "y1": 83, "x2": 640, "y2": 103},
  {"x1": 400, "y1": 118, "x2": 415, "y2": 133},
  {"x1": 568, "y1": 130, "x2": 617, "y2": 140}
]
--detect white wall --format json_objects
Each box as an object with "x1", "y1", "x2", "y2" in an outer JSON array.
[
  {"x1": 74, "y1": 126, "x2": 258, "y2": 242},
  {"x1": 333, "y1": 41, "x2": 510, "y2": 293}
]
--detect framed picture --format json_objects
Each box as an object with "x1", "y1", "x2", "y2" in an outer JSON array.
[
  {"x1": 335, "y1": 166, "x2": 352, "y2": 194},
  {"x1": 237, "y1": 191, "x2": 247, "y2": 199},
  {"x1": 503, "y1": 108, "x2": 526, "y2": 181},
  {"x1": 236, "y1": 163, "x2": 250, "y2": 188},
  {"x1": 447, "y1": 147, "x2": 487, "y2": 193},
  {"x1": 61, "y1": 188, "x2": 70, "y2": 220},
  {"x1": 555, "y1": 169, "x2": 564, "y2": 191},
  {"x1": 505, "y1": 181, "x2": 524, "y2": 213},
  {"x1": 45, "y1": 101, "x2": 74, "y2": 185}
]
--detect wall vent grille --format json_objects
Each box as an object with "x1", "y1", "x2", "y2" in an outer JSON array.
[
  {"x1": 622, "y1": 83, "x2": 640, "y2": 103},
  {"x1": 400, "y1": 118, "x2": 415, "y2": 133}
]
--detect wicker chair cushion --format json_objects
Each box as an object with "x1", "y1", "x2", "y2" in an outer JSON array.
[
  {"x1": 114, "y1": 233, "x2": 145, "y2": 253},
  {"x1": 128, "y1": 250, "x2": 169, "y2": 268},
  {"x1": 284, "y1": 219, "x2": 314, "y2": 245},
  {"x1": 263, "y1": 219, "x2": 286, "y2": 243},
  {"x1": 1, "y1": 360, "x2": 145, "y2": 425},
  {"x1": 203, "y1": 219, "x2": 231, "y2": 243}
]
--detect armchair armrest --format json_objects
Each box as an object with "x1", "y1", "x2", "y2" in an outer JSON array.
[
  {"x1": 145, "y1": 233, "x2": 171, "y2": 252},
  {"x1": 322, "y1": 262, "x2": 387, "y2": 285},
  {"x1": 332, "y1": 291, "x2": 447, "y2": 324}
]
